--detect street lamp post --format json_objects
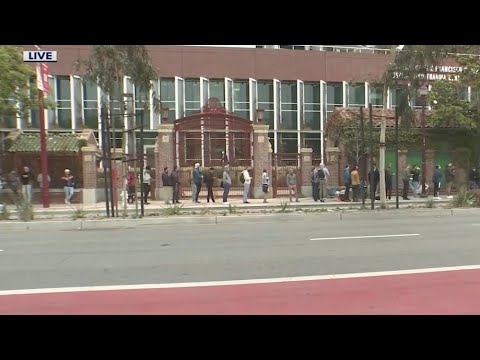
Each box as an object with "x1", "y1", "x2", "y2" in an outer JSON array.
[{"x1": 419, "y1": 84, "x2": 429, "y2": 197}]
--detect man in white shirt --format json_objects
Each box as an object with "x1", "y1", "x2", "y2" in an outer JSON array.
[{"x1": 242, "y1": 166, "x2": 252, "y2": 204}]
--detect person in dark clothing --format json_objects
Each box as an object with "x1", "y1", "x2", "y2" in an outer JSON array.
[
  {"x1": 469, "y1": 166, "x2": 479, "y2": 190},
  {"x1": 193, "y1": 163, "x2": 203, "y2": 203},
  {"x1": 385, "y1": 164, "x2": 393, "y2": 200},
  {"x1": 204, "y1": 167, "x2": 215, "y2": 203},
  {"x1": 343, "y1": 165, "x2": 351, "y2": 201},
  {"x1": 368, "y1": 165, "x2": 380, "y2": 199},
  {"x1": 411, "y1": 165, "x2": 421, "y2": 197},
  {"x1": 432, "y1": 164, "x2": 443, "y2": 199},
  {"x1": 311, "y1": 166, "x2": 320, "y2": 202},
  {"x1": 20, "y1": 166, "x2": 34, "y2": 204},
  {"x1": 402, "y1": 165, "x2": 412, "y2": 200},
  {"x1": 170, "y1": 166, "x2": 181, "y2": 204},
  {"x1": 161, "y1": 167, "x2": 173, "y2": 204}
]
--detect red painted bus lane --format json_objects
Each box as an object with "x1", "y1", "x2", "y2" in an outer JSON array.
[{"x1": 1, "y1": 269, "x2": 480, "y2": 315}]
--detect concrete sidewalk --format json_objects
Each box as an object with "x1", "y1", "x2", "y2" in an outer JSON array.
[{"x1": 2, "y1": 195, "x2": 450, "y2": 219}]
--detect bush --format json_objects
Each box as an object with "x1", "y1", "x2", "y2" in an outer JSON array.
[{"x1": 451, "y1": 190, "x2": 480, "y2": 208}]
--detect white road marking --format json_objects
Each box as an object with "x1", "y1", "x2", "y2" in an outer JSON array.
[
  {"x1": 310, "y1": 233, "x2": 421, "y2": 241},
  {"x1": 0, "y1": 264, "x2": 480, "y2": 296}
]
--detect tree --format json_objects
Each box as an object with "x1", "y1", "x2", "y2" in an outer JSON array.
[
  {"x1": 0, "y1": 46, "x2": 56, "y2": 127},
  {"x1": 76, "y1": 45, "x2": 159, "y2": 216},
  {"x1": 375, "y1": 45, "x2": 450, "y2": 207}
]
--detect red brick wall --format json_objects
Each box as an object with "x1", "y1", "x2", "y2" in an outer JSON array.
[{"x1": 155, "y1": 124, "x2": 176, "y2": 191}]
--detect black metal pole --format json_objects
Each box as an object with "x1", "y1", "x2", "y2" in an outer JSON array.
[
  {"x1": 105, "y1": 102, "x2": 116, "y2": 217},
  {"x1": 100, "y1": 105, "x2": 110, "y2": 217},
  {"x1": 360, "y1": 107, "x2": 366, "y2": 207},
  {"x1": 139, "y1": 110, "x2": 145, "y2": 217},
  {"x1": 369, "y1": 103, "x2": 375, "y2": 210},
  {"x1": 395, "y1": 106, "x2": 399, "y2": 209}
]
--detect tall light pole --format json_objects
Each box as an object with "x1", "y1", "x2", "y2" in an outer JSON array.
[
  {"x1": 419, "y1": 84, "x2": 429, "y2": 197},
  {"x1": 35, "y1": 45, "x2": 50, "y2": 208}
]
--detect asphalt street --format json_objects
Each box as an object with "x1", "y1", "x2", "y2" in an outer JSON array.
[{"x1": 1, "y1": 210, "x2": 480, "y2": 291}]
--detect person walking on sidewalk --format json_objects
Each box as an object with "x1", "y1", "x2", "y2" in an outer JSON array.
[
  {"x1": 262, "y1": 168, "x2": 270, "y2": 203},
  {"x1": 318, "y1": 163, "x2": 329, "y2": 202},
  {"x1": 61, "y1": 169, "x2": 76, "y2": 205},
  {"x1": 222, "y1": 164, "x2": 232, "y2": 204},
  {"x1": 20, "y1": 166, "x2": 34, "y2": 204},
  {"x1": 402, "y1": 165, "x2": 412, "y2": 200},
  {"x1": 170, "y1": 166, "x2": 181, "y2": 204},
  {"x1": 286, "y1": 168, "x2": 299, "y2": 202},
  {"x1": 311, "y1": 166, "x2": 320, "y2": 202},
  {"x1": 343, "y1": 165, "x2": 351, "y2": 201},
  {"x1": 445, "y1": 163, "x2": 455, "y2": 199},
  {"x1": 161, "y1": 167, "x2": 173, "y2": 205}
]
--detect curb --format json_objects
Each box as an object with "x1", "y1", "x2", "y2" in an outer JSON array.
[{"x1": 1, "y1": 206, "x2": 477, "y2": 232}]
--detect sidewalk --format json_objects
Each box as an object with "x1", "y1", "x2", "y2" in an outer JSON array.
[{"x1": 10, "y1": 195, "x2": 450, "y2": 217}]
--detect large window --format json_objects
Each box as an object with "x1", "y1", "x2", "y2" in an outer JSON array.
[
  {"x1": 185, "y1": 78, "x2": 201, "y2": 116},
  {"x1": 233, "y1": 80, "x2": 249, "y2": 120},
  {"x1": 304, "y1": 82, "x2": 321, "y2": 130},
  {"x1": 160, "y1": 78, "x2": 175, "y2": 121},
  {"x1": 302, "y1": 133, "x2": 321, "y2": 156},
  {"x1": 56, "y1": 76, "x2": 72, "y2": 129},
  {"x1": 348, "y1": 83, "x2": 365, "y2": 107},
  {"x1": 135, "y1": 84, "x2": 150, "y2": 128},
  {"x1": 327, "y1": 83, "x2": 343, "y2": 115},
  {"x1": 209, "y1": 79, "x2": 225, "y2": 103},
  {"x1": 280, "y1": 81, "x2": 297, "y2": 130},
  {"x1": 257, "y1": 80, "x2": 274, "y2": 127},
  {"x1": 278, "y1": 132, "x2": 298, "y2": 153},
  {"x1": 83, "y1": 80, "x2": 98, "y2": 129},
  {"x1": 370, "y1": 86, "x2": 384, "y2": 108}
]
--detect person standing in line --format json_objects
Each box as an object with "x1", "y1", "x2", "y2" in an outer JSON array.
[
  {"x1": 311, "y1": 166, "x2": 319, "y2": 202},
  {"x1": 126, "y1": 168, "x2": 136, "y2": 203},
  {"x1": 204, "y1": 167, "x2": 215, "y2": 203},
  {"x1": 445, "y1": 163, "x2": 455, "y2": 199},
  {"x1": 61, "y1": 169, "x2": 75, "y2": 205},
  {"x1": 170, "y1": 166, "x2": 181, "y2": 204},
  {"x1": 161, "y1": 167, "x2": 173, "y2": 205},
  {"x1": 351, "y1": 165, "x2": 360, "y2": 202},
  {"x1": 432, "y1": 164, "x2": 443, "y2": 200},
  {"x1": 402, "y1": 164, "x2": 412, "y2": 200},
  {"x1": 262, "y1": 168, "x2": 270, "y2": 203},
  {"x1": 241, "y1": 166, "x2": 252, "y2": 204},
  {"x1": 142, "y1": 166, "x2": 152, "y2": 205},
  {"x1": 411, "y1": 164, "x2": 421, "y2": 198},
  {"x1": 317, "y1": 163, "x2": 328, "y2": 202},
  {"x1": 286, "y1": 168, "x2": 299, "y2": 202},
  {"x1": 385, "y1": 163, "x2": 393, "y2": 200},
  {"x1": 343, "y1": 164, "x2": 351, "y2": 201},
  {"x1": 20, "y1": 166, "x2": 34, "y2": 204},
  {"x1": 222, "y1": 164, "x2": 232, "y2": 204},
  {"x1": 193, "y1": 163, "x2": 203, "y2": 203}
]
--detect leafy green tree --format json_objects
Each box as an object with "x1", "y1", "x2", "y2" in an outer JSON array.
[{"x1": 0, "y1": 45, "x2": 55, "y2": 127}]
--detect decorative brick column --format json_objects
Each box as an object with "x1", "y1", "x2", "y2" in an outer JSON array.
[
  {"x1": 325, "y1": 147, "x2": 341, "y2": 188},
  {"x1": 425, "y1": 149, "x2": 435, "y2": 188},
  {"x1": 252, "y1": 124, "x2": 270, "y2": 199},
  {"x1": 300, "y1": 148, "x2": 313, "y2": 197},
  {"x1": 81, "y1": 146, "x2": 98, "y2": 204},
  {"x1": 155, "y1": 123, "x2": 175, "y2": 200}
]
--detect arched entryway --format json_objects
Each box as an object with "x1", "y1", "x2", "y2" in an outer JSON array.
[
  {"x1": 174, "y1": 98, "x2": 253, "y2": 168},
  {"x1": 173, "y1": 97, "x2": 253, "y2": 199}
]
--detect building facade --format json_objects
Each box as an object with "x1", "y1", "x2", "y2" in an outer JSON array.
[{"x1": 4, "y1": 45, "x2": 466, "y2": 168}]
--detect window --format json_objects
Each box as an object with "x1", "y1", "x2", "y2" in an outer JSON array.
[
  {"x1": 209, "y1": 79, "x2": 225, "y2": 103},
  {"x1": 327, "y1": 83, "x2": 343, "y2": 115},
  {"x1": 280, "y1": 82, "x2": 297, "y2": 130},
  {"x1": 110, "y1": 78, "x2": 123, "y2": 129},
  {"x1": 257, "y1": 80, "x2": 274, "y2": 127},
  {"x1": 160, "y1": 78, "x2": 175, "y2": 121},
  {"x1": 135, "y1": 84, "x2": 150, "y2": 128},
  {"x1": 370, "y1": 86, "x2": 384, "y2": 108},
  {"x1": 302, "y1": 133, "x2": 321, "y2": 156},
  {"x1": 185, "y1": 78, "x2": 201, "y2": 116},
  {"x1": 278, "y1": 132, "x2": 298, "y2": 153},
  {"x1": 348, "y1": 83, "x2": 365, "y2": 107},
  {"x1": 56, "y1": 76, "x2": 72, "y2": 129},
  {"x1": 304, "y1": 82, "x2": 321, "y2": 130},
  {"x1": 233, "y1": 80, "x2": 250, "y2": 120},
  {"x1": 83, "y1": 80, "x2": 98, "y2": 129}
]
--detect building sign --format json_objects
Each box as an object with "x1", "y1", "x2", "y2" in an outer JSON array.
[{"x1": 394, "y1": 65, "x2": 464, "y2": 81}]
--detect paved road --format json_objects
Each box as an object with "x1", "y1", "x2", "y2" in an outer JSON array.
[{"x1": 1, "y1": 210, "x2": 480, "y2": 314}]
